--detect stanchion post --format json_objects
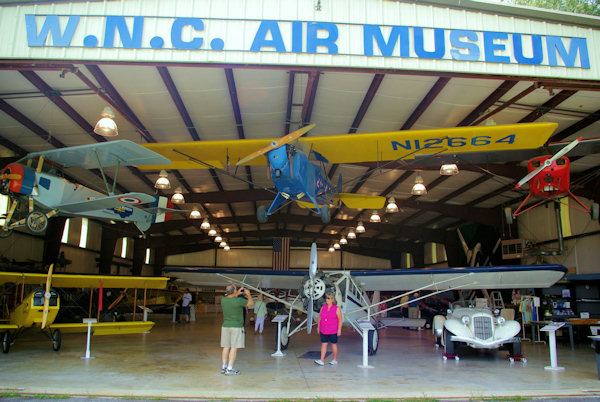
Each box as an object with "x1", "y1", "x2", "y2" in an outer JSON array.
[{"x1": 81, "y1": 318, "x2": 97, "y2": 360}]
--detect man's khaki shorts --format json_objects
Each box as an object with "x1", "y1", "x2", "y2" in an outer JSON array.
[{"x1": 221, "y1": 327, "x2": 245, "y2": 348}]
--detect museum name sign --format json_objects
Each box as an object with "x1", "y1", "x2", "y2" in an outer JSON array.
[{"x1": 25, "y1": 15, "x2": 589, "y2": 69}]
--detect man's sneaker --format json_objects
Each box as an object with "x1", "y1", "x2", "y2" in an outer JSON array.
[
  {"x1": 220, "y1": 367, "x2": 227, "y2": 374},
  {"x1": 225, "y1": 368, "x2": 240, "y2": 375},
  {"x1": 314, "y1": 359, "x2": 324, "y2": 366},
  {"x1": 329, "y1": 360, "x2": 338, "y2": 365}
]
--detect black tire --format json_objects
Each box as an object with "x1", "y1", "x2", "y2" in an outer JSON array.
[
  {"x1": 320, "y1": 205, "x2": 330, "y2": 224},
  {"x1": 2, "y1": 331, "x2": 10, "y2": 354},
  {"x1": 368, "y1": 327, "x2": 379, "y2": 356},
  {"x1": 275, "y1": 325, "x2": 289, "y2": 351},
  {"x1": 444, "y1": 329, "x2": 455, "y2": 356},
  {"x1": 257, "y1": 205, "x2": 268, "y2": 223},
  {"x1": 508, "y1": 339, "x2": 521, "y2": 357},
  {"x1": 52, "y1": 329, "x2": 61, "y2": 352},
  {"x1": 26, "y1": 211, "x2": 48, "y2": 234}
]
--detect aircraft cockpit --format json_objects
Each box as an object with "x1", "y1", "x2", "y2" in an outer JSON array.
[{"x1": 32, "y1": 289, "x2": 58, "y2": 307}]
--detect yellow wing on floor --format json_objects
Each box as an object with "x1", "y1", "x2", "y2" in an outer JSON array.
[{"x1": 50, "y1": 321, "x2": 155, "y2": 335}]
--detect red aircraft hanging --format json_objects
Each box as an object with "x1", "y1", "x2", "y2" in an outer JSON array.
[{"x1": 507, "y1": 136, "x2": 599, "y2": 222}]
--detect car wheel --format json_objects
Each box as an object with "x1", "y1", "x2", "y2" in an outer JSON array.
[
  {"x1": 443, "y1": 329, "x2": 455, "y2": 356},
  {"x1": 368, "y1": 327, "x2": 379, "y2": 356},
  {"x1": 275, "y1": 325, "x2": 289, "y2": 351},
  {"x1": 2, "y1": 331, "x2": 10, "y2": 353},
  {"x1": 508, "y1": 339, "x2": 521, "y2": 357},
  {"x1": 52, "y1": 329, "x2": 61, "y2": 351}
]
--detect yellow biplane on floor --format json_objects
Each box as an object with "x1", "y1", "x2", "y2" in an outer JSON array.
[{"x1": 0, "y1": 265, "x2": 167, "y2": 353}]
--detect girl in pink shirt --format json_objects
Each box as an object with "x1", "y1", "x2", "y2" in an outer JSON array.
[{"x1": 315, "y1": 291, "x2": 343, "y2": 366}]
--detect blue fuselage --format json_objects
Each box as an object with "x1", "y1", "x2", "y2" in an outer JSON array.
[{"x1": 267, "y1": 145, "x2": 333, "y2": 206}]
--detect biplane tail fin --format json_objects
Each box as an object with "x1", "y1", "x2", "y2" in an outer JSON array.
[{"x1": 334, "y1": 193, "x2": 386, "y2": 209}]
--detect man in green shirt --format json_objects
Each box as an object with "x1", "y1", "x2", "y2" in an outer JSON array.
[{"x1": 221, "y1": 284, "x2": 253, "y2": 375}]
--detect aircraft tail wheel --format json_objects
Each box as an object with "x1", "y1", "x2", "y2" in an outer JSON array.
[
  {"x1": 443, "y1": 329, "x2": 455, "y2": 356},
  {"x1": 275, "y1": 325, "x2": 289, "y2": 351},
  {"x1": 52, "y1": 329, "x2": 61, "y2": 351},
  {"x1": 2, "y1": 331, "x2": 10, "y2": 353},
  {"x1": 320, "y1": 205, "x2": 330, "y2": 224},
  {"x1": 504, "y1": 207, "x2": 513, "y2": 224},
  {"x1": 26, "y1": 211, "x2": 48, "y2": 234},
  {"x1": 257, "y1": 205, "x2": 268, "y2": 223},
  {"x1": 592, "y1": 203, "x2": 599, "y2": 221},
  {"x1": 368, "y1": 327, "x2": 379, "y2": 356}
]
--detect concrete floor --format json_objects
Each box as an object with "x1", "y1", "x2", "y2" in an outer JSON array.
[{"x1": 2, "y1": 313, "x2": 600, "y2": 400}]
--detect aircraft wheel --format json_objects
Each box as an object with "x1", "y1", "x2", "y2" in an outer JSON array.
[
  {"x1": 275, "y1": 325, "x2": 289, "y2": 351},
  {"x1": 592, "y1": 203, "x2": 599, "y2": 221},
  {"x1": 257, "y1": 205, "x2": 268, "y2": 223},
  {"x1": 320, "y1": 205, "x2": 330, "y2": 224},
  {"x1": 0, "y1": 227, "x2": 13, "y2": 238},
  {"x1": 52, "y1": 329, "x2": 61, "y2": 352},
  {"x1": 2, "y1": 331, "x2": 10, "y2": 354},
  {"x1": 368, "y1": 327, "x2": 379, "y2": 356},
  {"x1": 504, "y1": 207, "x2": 513, "y2": 224},
  {"x1": 443, "y1": 329, "x2": 455, "y2": 356},
  {"x1": 26, "y1": 211, "x2": 48, "y2": 234}
]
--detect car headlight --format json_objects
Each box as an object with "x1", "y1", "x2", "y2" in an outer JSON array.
[
  {"x1": 461, "y1": 315, "x2": 470, "y2": 325},
  {"x1": 497, "y1": 316, "x2": 506, "y2": 325}
]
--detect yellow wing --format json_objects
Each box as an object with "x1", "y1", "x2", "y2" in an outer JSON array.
[
  {"x1": 334, "y1": 193, "x2": 386, "y2": 209},
  {"x1": 0, "y1": 272, "x2": 167, "y2": 289},
  {"x1": 50, "y1": 321, "x2": 155, "y2": 335},
  {"x1": 139, "y1": 123, "x2": 557, "y2": 170}
]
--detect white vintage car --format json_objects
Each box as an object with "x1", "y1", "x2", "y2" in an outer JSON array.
[{"x1": 432, "y1": 302, "x2": 523, "y2": 362}]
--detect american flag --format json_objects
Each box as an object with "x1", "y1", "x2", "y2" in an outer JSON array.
[{"x1": 272, "y1": 237, "x2": 290, "y2": 270}]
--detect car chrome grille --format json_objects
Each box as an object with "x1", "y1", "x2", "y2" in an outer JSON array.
[{"x1": 473, "y1": 316, "x2": 493, "y2": 340}]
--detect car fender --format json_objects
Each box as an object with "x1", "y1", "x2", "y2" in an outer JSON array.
[
  {"x1": 495, "y1": 320, "x2": 521, "y2": 340},
  {"x1": 433, "y1": 315, "x2": 445, "y2": 337},
  {"x1": 444, "y1": 318, "x2": 472, "y2": 339}
]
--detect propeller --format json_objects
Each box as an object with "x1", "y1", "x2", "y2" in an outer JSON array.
[
  {"x1": 0, "y1": 173, "x2": 21, "y2": 181},
  {"x1": 236, "y1": 124, "x2": 316, "y2": 166},
  {"x1": 306, "y1": 242, "x2": 318, "y2": 334},
  {"x1": 41, "y1": 263, "x2": 54, "y2": 330},
  {"x1": 515, "y1": 136, "x2": 582, "y2": 189}
]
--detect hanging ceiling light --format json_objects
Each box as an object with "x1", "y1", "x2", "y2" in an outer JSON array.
[
  {"x1": 386, "y1": 196, "x2": 399, "y2": 213},
  {"x1": 440, "y1": 163, "x2": 459, "y2": 175},
  {"x1": 328, "y1": 245, "x2": 335, "y2": 252},
  {"x1": 93, "y1": 106, "x2": 118, "y2": 137},
  {"x1": 214, "y1": 235, "x2": 222, "y2": 242},
  {"x1": 347, "y1": 229, "x2": 356, "y2": 239},
  {"x1": 200, "y1": 218, "x2": 210, "y2": 230},
  {"x1": 171, "y1": 187, "x2": 185, "y2": 204},
  {"x1": 224, "y1": 245, "x2": 230, "y2": 251},
  {"x1": 219, "y1": 241, "x2": 227, "y2": 247},
  {"x1": 208, "y1": 228, "x2": 217, "y2": 236},
  {"x1": 370, "y1": 210, "x2": 381, "y2": 223},
  {"x1": 356, "y1": 221, "x2": 366, "y2": 233},
  {"x1": 155, "y1": 169, "x2": 170, "y2": 189},
  {"x1": 411, "y1": 176, "x2": 427, "y2": 196},
  {"x1": 333, "y1": 242, "x2": 340, "y2": 250},
  {"x1": 339, "y1": 236, "x2": 347, "y2": 245},
  {"x1": 189, "y1": 207, "x2": 201, "y2": 219}
]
